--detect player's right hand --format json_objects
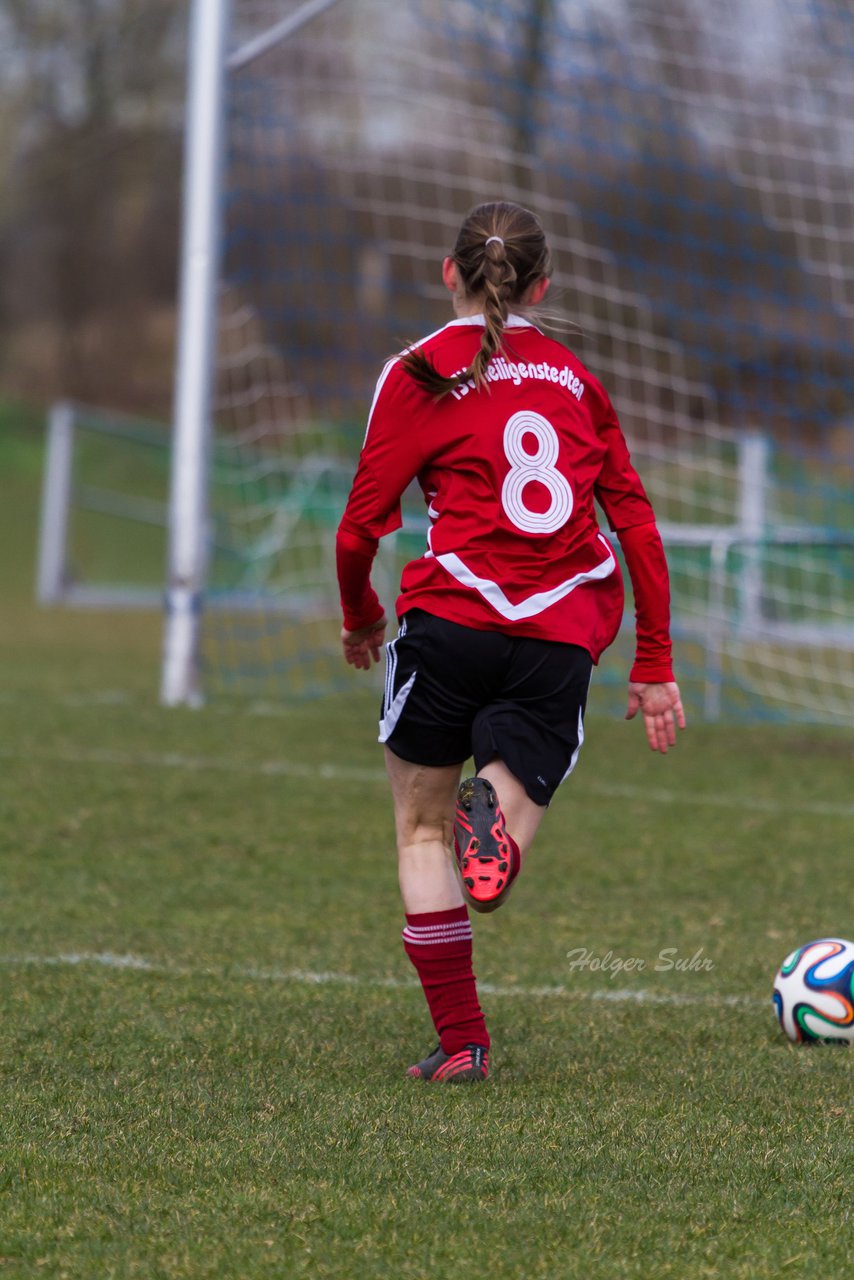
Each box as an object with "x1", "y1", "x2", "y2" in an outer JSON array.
[
  {"x1": 625, "y1": 681, "x2": 686, "y2": 753},
  {"x1": 341, "y1": 616, "x2": 387, "y2": 670}
]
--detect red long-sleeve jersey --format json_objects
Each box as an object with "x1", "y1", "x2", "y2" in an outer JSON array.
[{"x1": 337, "y1": 315, "x2": 673, "y2": 682}]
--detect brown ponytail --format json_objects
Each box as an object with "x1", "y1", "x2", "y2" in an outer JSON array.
[{"x1": 400, "y1": 201, "x2": 552, "y2": 398}]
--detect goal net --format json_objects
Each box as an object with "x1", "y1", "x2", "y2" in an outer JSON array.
[{"x1": 190, "y1": 0, "x2": 853, "y2": 722}]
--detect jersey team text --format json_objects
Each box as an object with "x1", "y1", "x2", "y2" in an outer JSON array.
[{"x1": 450, "y1": 357, "x2": 585, "y2": 401}]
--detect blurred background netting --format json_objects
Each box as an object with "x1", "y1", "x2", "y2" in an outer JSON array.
[{"x1": 197, "y1": 0, "x2": 854, "y2": 720}]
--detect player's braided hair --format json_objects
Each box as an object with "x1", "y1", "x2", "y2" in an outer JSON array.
[{"x1": 400, "y1": 201, "x2": 553, "y2": 398}]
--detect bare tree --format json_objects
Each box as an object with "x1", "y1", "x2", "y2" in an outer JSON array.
[{"x1": 0, "y1": 0, "x2": 187, "y2": 410}]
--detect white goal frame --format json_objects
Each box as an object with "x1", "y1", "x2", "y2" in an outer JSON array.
[{"x1": 161, "y1": 0, "x2": 349, "y2": 705}]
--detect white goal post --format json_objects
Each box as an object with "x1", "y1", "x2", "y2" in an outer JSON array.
[
  {"x1": 162, "y1": 0, "x2": 349, "y2": 706},
  {"x1": 160, "y1": 0, "x2": 230, "y2": 706}
]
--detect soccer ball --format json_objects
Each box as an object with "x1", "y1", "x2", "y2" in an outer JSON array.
[{"x1": 772, "y1": 937, "x2": 854, "y2": 1044}]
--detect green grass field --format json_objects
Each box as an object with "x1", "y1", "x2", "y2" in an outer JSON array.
[{"x1": 1, "y1": 408, "x2": 852, "y2": 1279}]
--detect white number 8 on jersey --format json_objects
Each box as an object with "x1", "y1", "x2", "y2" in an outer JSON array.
[{"x1": 501, "y1": 411, "x2": 574, "y2": 534}]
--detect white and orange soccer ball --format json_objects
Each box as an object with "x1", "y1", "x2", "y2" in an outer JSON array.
[{"x1": 773, "y1": 938, "x2": 854, "y2": 1044}]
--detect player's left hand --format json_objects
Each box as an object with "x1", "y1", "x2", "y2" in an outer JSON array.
[
  {"x1": 341, "y1": 616, "x2": 387, "y2": 670},
  {"x1": 625, "y1": 681, "x2": 686, "y2": 753}
]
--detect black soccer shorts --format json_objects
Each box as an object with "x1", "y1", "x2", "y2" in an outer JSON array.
[{"x1": 379, "y1": 608, "x2": 593, "y2": 806}]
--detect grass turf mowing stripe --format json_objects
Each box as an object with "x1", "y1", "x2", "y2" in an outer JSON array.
[
  {"x1": 0, "y1": 950, "x2": 765, "y2": 1009},
  {"x1": 2, "y1": 743, "x2": 854, "y2": 817}
]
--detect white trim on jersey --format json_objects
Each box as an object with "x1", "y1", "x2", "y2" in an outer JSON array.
[
  {"x1": 433, "y1": 534, "x2": 617, "y2": 623},
  {"x1": 363, "y1": 357, "x2": 397, "y2": 443},
  {"x1": 362, "y1": 315, "x2": 539, "y2": 443},
  {"x1": 443, "y1": 313, "x2": 538, "y2": 331}
]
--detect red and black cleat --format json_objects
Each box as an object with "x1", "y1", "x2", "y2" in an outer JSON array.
[
  {"x1": 454, "y1": 776, "x2": 520, "y2": 913},
  {"x1": 406, "y1": 1043, "x2": 489, "y2": 1082}
]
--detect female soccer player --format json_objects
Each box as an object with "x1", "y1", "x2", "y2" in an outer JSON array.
[{"x1": 336, "y1": 201, "x2": 685, "y2": 1083}]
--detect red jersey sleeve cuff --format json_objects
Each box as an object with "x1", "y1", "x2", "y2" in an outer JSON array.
[
  {"x1": 336, "y1": 525, "x2": 385, "y2": 632},
  {"x1": 629, "y1": 660, "x2": 675, "y2": 684},
  {"x1": 619, "y1": 521, "x2": 674, "y2": 684}
]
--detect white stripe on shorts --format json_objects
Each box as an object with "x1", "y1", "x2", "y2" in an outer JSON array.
[
  {"x1": 560, "y1": 703, "x2": 586, "y2": 783},
  {"x1": 378, "y1": 617, "x2": 413, "y2": 744}
]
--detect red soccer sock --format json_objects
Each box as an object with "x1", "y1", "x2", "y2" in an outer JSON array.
[{"x1": 402, "y1": 906, "x2": 490, "y2": 1054}]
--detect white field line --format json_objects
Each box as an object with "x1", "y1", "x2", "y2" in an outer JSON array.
[
  {"x1": 0, "y1": 690, "x2": 134, "y2": 707},
  {"x1": 599, "y1": 783, "x2": 854, "y2": 819},
  {"x1": 2, "y1": 743, "x2": 854, "y2": 818},
  {"x1": 0, "y1": 950, "x2": 765, "y2": 1010},
  {"x1": 0, "y1": 746, "x2": 386, "y2": 785}
]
